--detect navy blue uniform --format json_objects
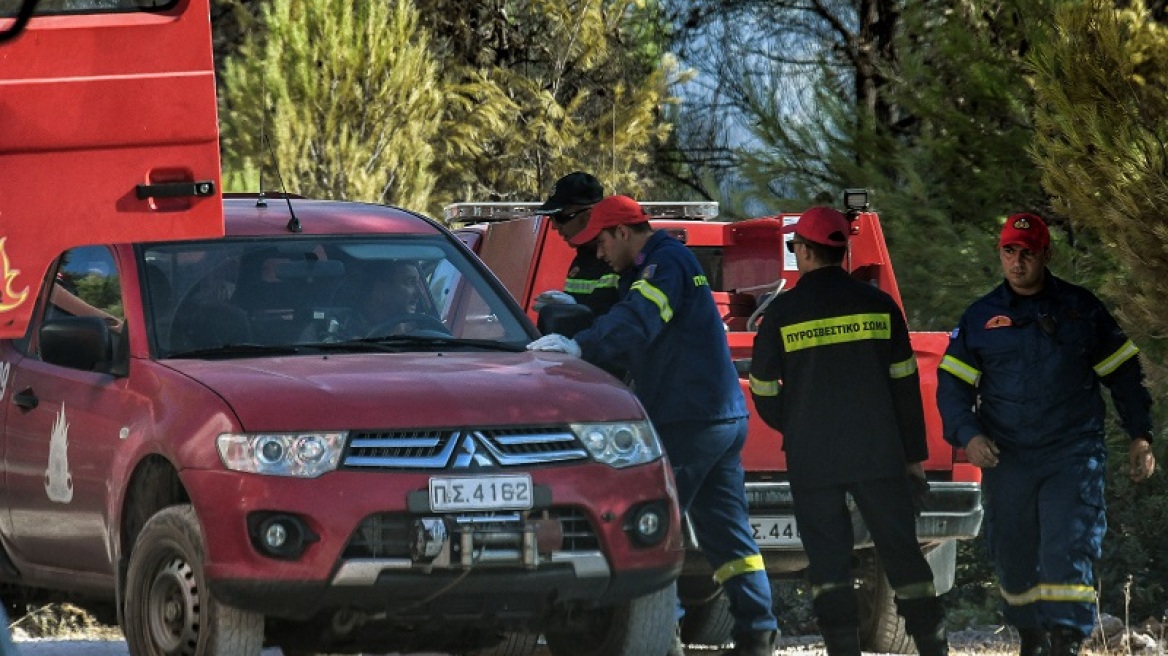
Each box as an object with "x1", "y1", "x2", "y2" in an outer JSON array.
[
  {"x1": 937, "y1": 271, "x2": 1153, "y2": 636},
  {"x1": 574, "y1": 230, "x2": 777, "y2": 636},
  {"x1": 749, "y1": 266, "x2": 940, "y2": 637}
]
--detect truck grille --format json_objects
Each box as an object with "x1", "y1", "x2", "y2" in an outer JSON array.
[
  {"x1": 343, "y1": 508, "x2": 600, "y2": 559},
  {"x1": 342, "y1": 426, "x2": 588, "y2": 470}
]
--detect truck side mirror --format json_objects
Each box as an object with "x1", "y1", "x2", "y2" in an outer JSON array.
[
  {"x1": 40, "y1": 316, "x2": 115, "y2": 373},
  {"x1": 538, "y1": 304, "x2": 594, "y2": 338}
]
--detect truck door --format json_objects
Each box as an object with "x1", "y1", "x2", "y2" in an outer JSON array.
[
  {"x1": 0, "y1": 0, "x2": 223, "y2": 339},
  {"x1": 3, "y1": 246, "x2": 130, "y2": 575}
]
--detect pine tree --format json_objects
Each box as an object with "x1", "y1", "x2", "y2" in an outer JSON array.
[{"x1": 218, "y1": 0, "x2": 444, "y2": 211}]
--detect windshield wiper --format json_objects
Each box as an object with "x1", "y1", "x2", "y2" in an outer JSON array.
[
  {"x1": 166, "y1": 343, "x2": 303, "y2": 359},
  {"x1": 307, "y1": 335, "x2": 527, "y2": 353}
]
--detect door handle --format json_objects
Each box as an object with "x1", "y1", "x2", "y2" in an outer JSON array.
[
  {"x1": 135, "y1": 181, "x2": 216, "y2": 200},
  {"x1": 13, "y1": 388, "x2": 38, "y2": 410}
]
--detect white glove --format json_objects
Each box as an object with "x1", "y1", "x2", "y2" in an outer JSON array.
[
  {"x1": 526, "y1": 334, "x2": 582, "y2": 357},
  {"x1": 532, "y1": 289, "x2": 577, "y2": 312}
]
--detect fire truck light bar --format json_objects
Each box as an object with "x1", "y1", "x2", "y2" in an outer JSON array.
[{"x1": 443, "y1": 201, "x2": 719, "y2": 223}]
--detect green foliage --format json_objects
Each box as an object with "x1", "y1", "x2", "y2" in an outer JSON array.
[
  {"x1": 1099, "y1": 461, "x2": 1168, "y2": 621},
  {"x1": 1029, "y1": 0, "x2": 1168, "y2": 348},
  {"x1": 72, "y1": 274, "x2": 122, "y2": 319},
  {"x1": 218, "y1": 0, "x2": 444, "y2": 210},
  {"x1": 416, "y1": 0, "x2": 679, "y2": 211}
]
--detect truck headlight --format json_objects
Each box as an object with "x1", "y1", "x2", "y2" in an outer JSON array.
[
  {"x1": 217, "y1": 432, "x2": 346, "y2": 478},
  {"x1": 571, "y1": 422, "x2": 663, "y2": 468}
]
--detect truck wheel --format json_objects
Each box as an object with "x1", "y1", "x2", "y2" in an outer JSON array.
[
  {"x1": 856, "y1": 551, "x2": 913, "y2": 654},
  {"x1": 544, "y1": 585, "x2": 674, "y2": 656},
  {"x1": 124, "y1": 505, "x2": 264, "y2": 656},
  {"x1": 679, "y1": 588, "x2": 733, "y2": 646},
  {"x1": 462, "y1": 632, "x2": 540, "y2": 656}
]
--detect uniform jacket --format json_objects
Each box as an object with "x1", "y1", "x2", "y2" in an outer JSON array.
[
  {"x1": 749, "y1": 266, "x2": 927, "y2": 487},
  {"x1": 937, "y1": 271, "x2": 1152, "y2": 456},
  {"x1": 564, "y1": 245, "x2": 620, "y2": 317},
  {"x1": 574, "y1": 230, "x2": 747, "y2": 427}
]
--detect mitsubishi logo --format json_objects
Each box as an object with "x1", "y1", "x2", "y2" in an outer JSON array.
[{"x1": 452, "y1": 432, "x2": 497, "y2": 468}]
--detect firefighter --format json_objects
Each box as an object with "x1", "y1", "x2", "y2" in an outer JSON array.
[
  {"x1": 749, "y1": 207, "x2": 948, "y2": 656},
  {"x1": 937, "y1": 213, "x2": 1156, "y2": 656},
  {"x1": 531, "y1": 171, "x2": 620, "y2": 317},
  {"x1": 528, "y1": 195, "x2": 778, "y2": 656}
]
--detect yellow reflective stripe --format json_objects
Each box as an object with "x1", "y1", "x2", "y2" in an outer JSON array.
[
  {"x1": 1094, "y1": 340, "x2": 1139, "y2": 377},
  {"x1": 999, "y1": 584, "x2": 1097, "y2": 606},
  {"x1": 895, "y1": 581, "x2": 937, "y2": 600},
  {"x1": 713, "y1": 554, "x2": 765, "y2": 584},
  {"x1": 810, "y1": 581, "x2": 852, "y2": 599},
  {"x1": 749, "y1": 374, "x2": 780, "y2": 397},
  {"x1": 889, "y1": 356, "x2": 918, "y2": 379},
  {"x1": 631, "y1": 280, "x2": 673, "y2": 323},
  {"x1": 780, "y1": 313, "x2": 891, "y2": 352},
  {"x1": 564, "y1": 273, "x2": 619, "y2": 294},
  {"x1": 939, "y1": 355, "x2": 980, "y2": 386}
]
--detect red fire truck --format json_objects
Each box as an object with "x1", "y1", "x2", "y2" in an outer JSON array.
[{"x1": 448, "y1": 195, "x2": 985, "y2": 652}]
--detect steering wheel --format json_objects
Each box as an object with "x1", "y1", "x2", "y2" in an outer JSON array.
[{"x1": 365, "y1": 313, "x2": 450, "y2": 338}]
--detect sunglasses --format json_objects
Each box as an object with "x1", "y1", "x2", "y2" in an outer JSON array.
[
  {"x1": 551, "y1": 207, "x2": 590, "y2": 225},
  {"x1": 785, "y1": 239, "x2": 806, "y2": 254}
]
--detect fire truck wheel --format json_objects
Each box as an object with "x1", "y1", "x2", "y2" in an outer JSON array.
[
  {"x1": 856, "y1": 550, "x2": 914, "y2": 654},
  {"x1": 462, "y1": 632, "x2": 540, "y2": 656},
  {"x1": 679, "y1": 587, "x2": 734, "y2": 646},
  {"x1": 124, "y1": 505, "x2": 264, "y2": 656},
  {"x1": 544, "y1": 585, "x2": 674, "y2": 656}
]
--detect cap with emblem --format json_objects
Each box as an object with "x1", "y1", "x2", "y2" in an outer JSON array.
[
  {"x1": 537, "y1": 172, "x2": 604, "y2": 214},
  {"x1": 999, "y1": 213, "x2": 1049, "y2": 251},
  {"x1": 781, "y1": 206, "x2": 850, "y2": 247}
]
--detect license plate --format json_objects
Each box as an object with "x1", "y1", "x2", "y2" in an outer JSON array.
[
  {"x1": 429, "y1": 475, "x2": 533, "y2": 512},
  {"x1": 750, "y1": 516, "x2": 802, "y2": 547}
]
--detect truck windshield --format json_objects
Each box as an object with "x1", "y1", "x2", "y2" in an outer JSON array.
[{"x1": 140, "y1": 236, "x2": 532, "y2": 358}]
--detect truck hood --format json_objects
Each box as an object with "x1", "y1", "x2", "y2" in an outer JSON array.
[{"x1": 161, "y1": 351, "x2": 644, "y2": 431}]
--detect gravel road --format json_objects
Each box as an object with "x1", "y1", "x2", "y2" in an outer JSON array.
[{"x1": 12, "y1": 629, "x2": 1024, "y2": 656}]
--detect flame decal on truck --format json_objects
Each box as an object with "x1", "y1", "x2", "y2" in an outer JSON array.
[
  {"x1": 0, "y1": 238, "x2": 30, "y2": 314},
  {"x1": 45, "y1": 405, "x2": 74, "y2": 504}
]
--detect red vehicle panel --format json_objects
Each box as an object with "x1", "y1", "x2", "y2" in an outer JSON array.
[{"x1": 0, "y1": 0, "x2": 224, "y2": 340}]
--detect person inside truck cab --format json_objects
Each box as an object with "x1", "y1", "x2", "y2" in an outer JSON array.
[
  {"x1": 748, "y1": 207, "x2": 949, "y2": 656},
  {"x1": 532, "y1": 171, "x2": 620, "y2": 317},
  {"x1": 937, "y1": 213, "x2": 1156, "y2": 656},
  {"x1": 346, "y1": 260, "x2": 432, "y2": 336},
  {"x1": 527, "y1": 194, "x2": 779, "y2": 656}
]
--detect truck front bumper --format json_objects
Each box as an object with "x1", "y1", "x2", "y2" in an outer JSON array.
[{"x1": 681, "y1": 481, "x2": 983, "y2": 576}]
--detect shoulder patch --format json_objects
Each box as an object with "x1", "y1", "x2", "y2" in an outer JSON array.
[
  {"x1": 949, "y1": 327, "x2": 960, "y2": 340},
  {"x1": 985, "y1": 315, "x2": 1013, "y2": 329},
  {"x1": 641, "y1": 264, "x2": 656, "y2": 280}
]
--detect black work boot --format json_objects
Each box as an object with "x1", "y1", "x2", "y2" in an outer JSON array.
[
  {"x1": 1018, "y1": 628, "x2": 1050, "y2": 656},
  {"x1": 912, "y1": 626, "x2": 949, "y2": 656},
  {"x1": 1048, "y1": 626, "x2": 1085, "y2": 656},
  {"x1": 820, "y1": 627, "x2": 862, "y2": 656},
  {"x1": 726, "y1": 629, "x2": 776, "y2": 655},
  {"x1": 667, "y1": 623, "x2": 686, "y2": 656}
]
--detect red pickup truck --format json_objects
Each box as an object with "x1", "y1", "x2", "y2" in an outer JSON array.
[
  {"x1": 450, "y1": 196, "x2": 984, "y2": 652},
  {"x1": 0, "y1": 195, "x2": 684, "y2": 656}
]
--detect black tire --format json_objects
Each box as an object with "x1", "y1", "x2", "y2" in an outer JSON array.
[
  {"x1": 679, "y1": 587, "x2": 734, "y2": 646},
  {"x1": 856, "y1": 551, "x2": 913, "y2": 654},
  {"x1": 462, "y1": 632, "x2": 541, "y2": 656},
  {"x1": 124, "y1": 505, "x2": 264, "y2": 656},
  {"x1": 544, "y1": 585, "x2": 674, "y2": 656}
]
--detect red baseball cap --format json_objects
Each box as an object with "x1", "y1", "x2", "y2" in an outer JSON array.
[
  {"x1": 782, "y1": 206, "x2": 850, "y2": 247},
  {"x1": 568, "y1": 195, "x2": 649, "y2": 246},
  {"x1": 999, "y1": 213, "x2": 1049, "y2": 251}
]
